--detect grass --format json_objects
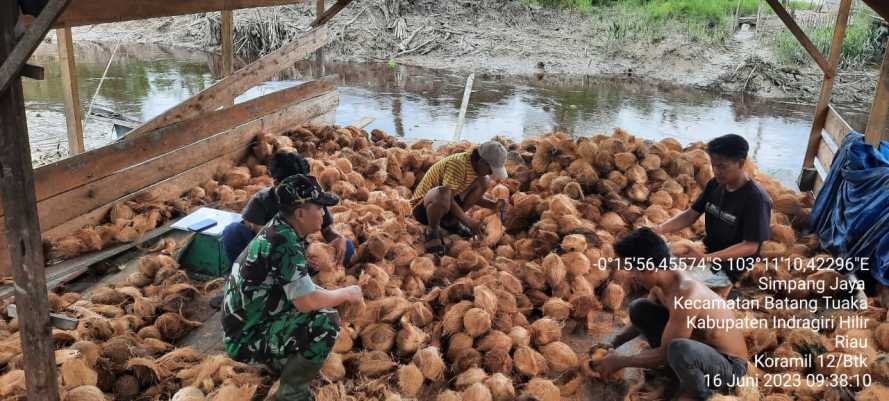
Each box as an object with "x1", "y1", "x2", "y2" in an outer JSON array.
[{"x1": 772, "y1": 10, "x2": 886, "y2": 68}]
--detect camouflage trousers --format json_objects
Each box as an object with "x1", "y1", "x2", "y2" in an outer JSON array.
[{"x1": 225, "y1": 308, "x2": 340, "y2": 371}]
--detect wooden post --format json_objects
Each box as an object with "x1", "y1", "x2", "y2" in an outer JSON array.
[
  {"x1": 315, "y1": 0, "x2": 325, "y2": 76},
  {"x1": 0, "y1": 2, "x2": 62, "y2": 401},
  {"x1": 56, "y1": 26, "x2": 85, "y2": 154},
  {"x1": 864, "y1": 39, "x2": 889, "y2": 147},
  {"x1": 0, "y1": 0, "x2": 71, "y2": 94},
  {"x1": 798, "y1": 0, "x2": 852, "y2": 191},
  {"x1": 764, "y1": 0, "x2": 833, "y2": 77},
  {"x1": 221, "y1": 10, "x2": 233, "y2": 76},
  {"x1": 453, "y1": 73, "x2": 475, "y2": 142}
]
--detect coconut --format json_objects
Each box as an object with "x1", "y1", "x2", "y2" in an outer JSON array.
[
  {"x1": 90, "y1": 287, "x2": 125, "y2": 305},
  {"x1": 361, "y1": 323, "x2": 396, "y2": 352},
  {"x1": 524, "y1": 378, "x2": 560, "y2": 401},
  {"x1": 171, "y1": 386, "x2": 206, "y2": 401},
  {"x1": 613, "y1": 152, "x2": 636, "y2": 172},
  {"x1": 138, "y1": 255, "x2": 177, "y2": 278},
  {"x1": 540, "y1": 341, "x2": 578, "y2": 373},
  {"x1": 65, "y1": 385, "x2": 106, "y2": 401},
  {"x1": 78, "y1": 317, "x2": 113, "y2": 341},
  {"x1": 541, "y1": 253, "x2": 566, "y2": 288},
  {"x1": 462, "y1": 382, "x2": 493, "y2": 401},
  {"x1": 396, "y1": 323, "x2": 428, "y2": 355},
  {"x1": 464, "y1": 308, "x2": 493, "y2": 338},
  {"x1": 447, "y1": 333, "x2": 475, "y2": 361},
  {"x1": 513, "y1": 346, "x2": 548, "y2": 377},
  {"x1": 508, "y1": 327, "x2": 531, "y2": 348},
  {"x1": 529, "y1": 318, "x2": 561, "y2": 346},
  {"x1": 320, "y1": 353, "x2": 346, "y2": 381},
  {"x1": 137, "y1": 325, "x2": 162, "y2": 341},
  {"x1": 542, "y1": 298, "x2": 572, "y2": 321},
  {"x1": 71, "y1": 341, "x2": 100, "y2": 369},
  {"x1": 409, "y1": 257, "x2": 435, "y2": 282},
  {"x1": 155, "y1": 313, "x2": 199, "y2": 342},
  {"x1": 114, "y1": 374, "x2": 140, "y2": 400},
  {"x1": 477, "y1": 330, "x2": 513, "y2": 353},
  {"x1": 436, "y1": 390, "x2": 462, "y2": 401},
  {"x1": 482, "y1": 348, "x2": 514, "y2": 375},
  {"x1": 398, "y1": 363, "x2": 424, "y2": 397},
  {"x1": 412, "y1": 346, "x2": 446, "y2": 381},
  {"x1": 60, "y1": 358, "x2": 98, "y2": 388},
  {"x1": 453, "y1": 367, "x2": 488, "y2": 390},
  {"x1": 406, "y1": 302, "x2": 434, "y2": 327},
  {"x1": 357, "y1": 351, "x2": 397, "y2": 377},
  {"x1": 856, "y1": 385, "x2": 889, "y2": 401},
  {"x1": 602, "y1": 281, "x2": 626, "y2": 312},
  {"x1": 875, "y1": 323, "x2": 889, "y2": 351},
  {"x1": 474, "y1": 285, "x2": 499, "y2": 316}
]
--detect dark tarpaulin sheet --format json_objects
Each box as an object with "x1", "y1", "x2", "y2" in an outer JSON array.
[{"x1": 811, "y1": 132, "x2": 889, "y2": 285}]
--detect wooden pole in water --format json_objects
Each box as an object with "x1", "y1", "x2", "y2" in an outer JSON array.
[
  {"x1": 0, "y1": 2, "x2": 62, "y2": 401},
  {"x1": 453, "y1": 73, "x2": 475, "y2": 142},
  {"x1": 798, "y1": 0, "x2": 851, "y2": 191},
  {"x1": 315, "y1": 0, "x2": 325, "y2": 76},
  {"x1": 222, "y1": 10, "x2": 234, "y2": 76},
  {"x1": 56, "y1": 25, "x2": 85, "y2": 154},
  {"x1": 864, "y1": 38, "x2": 889, "y2": 147}
]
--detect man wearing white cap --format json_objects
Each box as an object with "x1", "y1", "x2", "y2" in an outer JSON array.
[{"x1": 410, "y1": 141, "x2": 508, "y2": 255}]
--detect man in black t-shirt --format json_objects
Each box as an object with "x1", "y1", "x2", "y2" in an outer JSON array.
[
  {"x1": 654, "y1": 134, "x2": 771, "y2": 290},
  {"x1": 221, "y1": 150, "x2": 354, "y2": 267}
]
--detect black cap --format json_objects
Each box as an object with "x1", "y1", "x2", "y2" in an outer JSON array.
[{"x1": 275, "y1": 174, "x2": 339, "y2": 208}]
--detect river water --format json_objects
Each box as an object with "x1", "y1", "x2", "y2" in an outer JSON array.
[{"x1": 24, "y1": 42, "x2": 869, "y2": 187}]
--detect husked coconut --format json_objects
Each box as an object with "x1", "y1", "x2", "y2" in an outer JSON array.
[
  {"x1": 513, "y1": 346, "x2": 548, "y2": 377},
  {"x1": 530, "y1": 318, "x2": 561, "y2": 346},
  {"x1": 524, "y1": 378, "x2": 560, "y2": 401},
  {"x1": 462, "y1": 382, "x2": 492, "y2": 401},
  {"x1": 540, "y1": 341, "x2": 578, "y2": 373},
  {"x1": 463, "y1": 308, "x2": 492, "y2": 338},
  {"x1": 413, "y1": 346, "x2": 446, "y2": 381},
  {"x1": 397, "y1": 364, "x2": 424, "y2": 397}
]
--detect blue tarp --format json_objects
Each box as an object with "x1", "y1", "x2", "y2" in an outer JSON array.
[{"x1": 810, "y1": 132, "x2": 889, "y2": 285}]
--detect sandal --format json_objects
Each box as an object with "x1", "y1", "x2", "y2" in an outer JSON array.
[{"x1": 424, "y1": 228, "x2": 446, "y2": 256}]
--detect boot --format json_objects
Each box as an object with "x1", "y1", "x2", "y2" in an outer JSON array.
[{"x1": 275, "y1": 354, "x2": 324, "y2": 401}]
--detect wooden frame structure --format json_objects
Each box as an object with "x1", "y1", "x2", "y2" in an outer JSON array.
[
  {"x1": 0, "y1": 1, "x2": 354, "y2": 400},
  {"x1": 764, "y1": 0, "x2": 889, "y2": 192}
]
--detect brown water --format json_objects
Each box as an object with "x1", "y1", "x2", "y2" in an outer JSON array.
[{"x1": 23, "y1": 42, "x2": 869, "y2": 187}]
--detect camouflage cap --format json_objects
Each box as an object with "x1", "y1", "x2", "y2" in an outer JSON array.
[{"x1": 275, "y1": 174, "x2": 339, "y2": 208}]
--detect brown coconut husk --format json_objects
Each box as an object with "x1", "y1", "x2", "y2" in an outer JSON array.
[
  {"x1": 853, "y1": 384, "x2": 889, "y2": 401},
  {"x1": 482, "y1": 349, "x2": 514, "y2": 375},
  {"x1": 454, "y1": 367, "x2": 489, "y2": 390},
  {"x1": 601, "y1": 281, "x2": 626, "y2": 313},
  {"x1": 357, "y1": 351, "x2": 397, "y2": 377},
  {"x1": 540, "y1": 341, "x2": 578, "y2": 373},
  {"x1": 477, "y1": 330, "x2": 512, "y2": 354},
  {"x1": 474, "y1": 285, "x2": 499, "y2": 316},
  {"x1": 307, "y1": 242, "x2": 337, "y2": 272},
  {"x1": 453, "y1": 348, "x2": 483, "y2": 373},
  {"x1": 333, "y1": 326, "x2": 355, "y2": 353},
  {"x1": 462, "y1": 382, "x2": 493, "y2": 401},
  {"x1": 447, "y1": 332, "x2": 475, "y2": 362},
  {"x1": 484, "y1": 373, "x2": 515, "y2": 401},
  {"x1": 463, "y1": 308, "x2": 493, "y2": 338},
  {"x1": 155, "y1": 312, "x2": 201, "y2": 342},
  {"x1": 114, "y1": 374, "x2": 141, "y2": 400},
  {"x1": 65, "y1": 385, "x2": 106, "y2": 401},
  {"x1": 171, "y1": 386, "x2": 206, "y2": 401},
  {"x1": 77, "y1": 317, "x2": 114, "y2": 341},
  {"x1": 360, "y1": 323, "x2": 396, "y2": 352},
  {"x1": 436, "y1": 390, "x2": 462, "y2": 401},
  {"x1": 529, "y1": 317, "x2": 561, "y2": 346},
  {"x1": 397, "y1": 363, "x2": 424, "y2": 397},
  {"x1": 60, "y1": 358, "x2": 98, "y2": 389},
  {"x1": 562, "y1": 251, "x2": 591, "y2": 276},
  {"x1": 542, "y1": 298, "x2": 572, "y2": 321},
  {"x1": 406, "y1": 302, "x2": 434, "y2": 328},
  {"x1": 412, "y1": 346, "x2": 446, "y2": 381},
  {"x1": 409, "y1": 257, "x2": 435, "y2": 282},
  {"x1": 513, "y1": 346, "x2": 548, "y2": 377},
  {"x1": 524, "y1": 378, "x2": 560, "y2": 401},
  {"x1": 320, "y1": 353, "x2": 346, "y2": 381},
  {"x1": 508, "y1": 327, "x2": 531, "y2": 349},
  {"x1": 90, "y1": 287, "x2": 126, "y2": 305},
  {"x1": 396, "y1": 323, "x2": 428, "y2": 355},
  {"x1": 875, "y1": 323, "x2": 889, "y2": 351},
  {"x1": 442, "y1": 301, "x2": 474, "y2": 335}
]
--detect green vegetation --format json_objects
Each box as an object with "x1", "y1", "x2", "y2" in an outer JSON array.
[{"x1": 772, "y1": 10, "x2": 885, "y2": 68}]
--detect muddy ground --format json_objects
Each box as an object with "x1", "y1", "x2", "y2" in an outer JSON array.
[{"x1": 60, "y1": 0, "x2": 879, "y2": 110}]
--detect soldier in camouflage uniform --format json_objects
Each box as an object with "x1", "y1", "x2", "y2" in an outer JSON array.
[{"x1": 222, "y1": 174, "x2": 364, "y2": 401}]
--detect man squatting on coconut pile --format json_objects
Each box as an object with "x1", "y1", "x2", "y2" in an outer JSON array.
[
  {"x1": 222, "y1": 175, "x2": 364, "y2": 401},
  {"x1": 410, "y1": 141, "x2": 509, "y2": 255},
  {"x1": 651, "y1": 134, "x2": 772, "y2": 297},
  {"x1": 593, "y1": 228, "x2": 750, "y2": 401}
]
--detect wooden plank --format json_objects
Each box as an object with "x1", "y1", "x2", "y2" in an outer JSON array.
[
  {"x1": 799, "y1": 0, "x2": 850, "y2": 174},
  {"x1": 311, "y1": 0, "x2": 355, "y2": 27},
  {"x1": 57, "y1": 26, "x2": 85, "y2": 155},
  {"x1": 0, "y1": 0, "x2": 71, "y2": 94},
  {"x1": 817, "y1": 140, "x2": 835, "y2": 171},
  {"x1": 764, "y1": 0, "x2": 833, "y2": 78},
  {"x1": 21, "y1": 64, "x2": 45, "y2": 80},
  {"x1": 222, "y1": 10, "x2": 234, "y2": 77},
  {"x1": 37, "y1": 91, "x2": 338, "y2": 234},
  {"x1": 0, "y1": 1, "x2": 61, "y2": 400},
  {"x1": 865, "y1": 39, "x2": 889, "y2": 147},
  {"x1": 0, "y1": 224, "x2": 173, "y2": 299},
  {"x1": 53, "y1": 0, "x2": 305, "y2": 28},
  {"x1": 0, "y1": 80, "x2": 334, "y2": 219},
  {"x1": 824, "y1": 105, "x2": 854, "y2": 146},
  {"x1": 41, "y1": 90, "x2": 338, "y2": 241},
  {"x1": 349, "y1": 116, "x2": 375, "y2": 129},
  {"x1": 453, "y1": 73, "x2": 475, "y2": 141},
  {"x1": 126, "y1": 25, "x2": 328, "y2": 138}
]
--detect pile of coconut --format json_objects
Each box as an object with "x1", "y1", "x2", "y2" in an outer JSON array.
[{"x1": 15, "y1": 125, "x2": 889, "y2": 401}]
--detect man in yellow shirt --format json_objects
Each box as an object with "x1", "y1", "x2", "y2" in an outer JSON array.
[{"x1": 411, "y1": 141, "x2": 508, "y2": 254}]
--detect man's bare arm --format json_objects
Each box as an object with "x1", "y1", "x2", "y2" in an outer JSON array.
[
  {"x1": 655, "y1": 209, "x2": 701, "y2": 235},
  {"x1": 609, "y1": 306, "x2": 695, "y2": 369}
]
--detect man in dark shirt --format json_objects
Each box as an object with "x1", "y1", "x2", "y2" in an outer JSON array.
[
  {"x1": 221, "y1": 150, "x2": 354, "y2": 267},
  {"x1": 654, "y1": 134, "x2": 771, "y2": 288}
]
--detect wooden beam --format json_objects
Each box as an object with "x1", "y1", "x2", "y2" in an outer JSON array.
[
  {"x1": 799, "y1": 0, "x2": 850, "y2": 171},
  {"x1": 314, "y1": 0, "x2": 325, "y2": 73},
  {"x1": 453, "y1": 73, "x2": 475, "y2": 141},
  {"x1": 40, "y1": 90, "x2": 338, "y2": 239},
  {"x1": 126, "y1": 25, "x2": 328, "y2": 138},
  {"x1": 865, "y1": 38, "x2": 889, "y2": 147},
  {"x1": 56, "y1": 26, "x2": 85, "y2": 155},
  {"x1": 824, "y1": 105, "x2": 854, "y2": 146},
  {"x1": 221, "y1": 10, "x2": 234, "y2": 77},
  {"x1": 0, "y1": 0, "x2": 71, "y2": 94},
  {"x1": 0, "y1": 2, "x2": 61, "y2": 401},
  {"x1": 10, "y1": 80, "x2": 333, "y2": 220},
  {"x1": 311, "y1": 0, "x2": 355, "y2": 27},
  {"x1": 764, "y1": 0, "x2": 833, "y2": 78},
  {"x1": 53, "y1": 0, "x2": 305, "y2": 28},
  {"x1": 21, "y1": 64, "x2": 45, "y2": 80}
]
